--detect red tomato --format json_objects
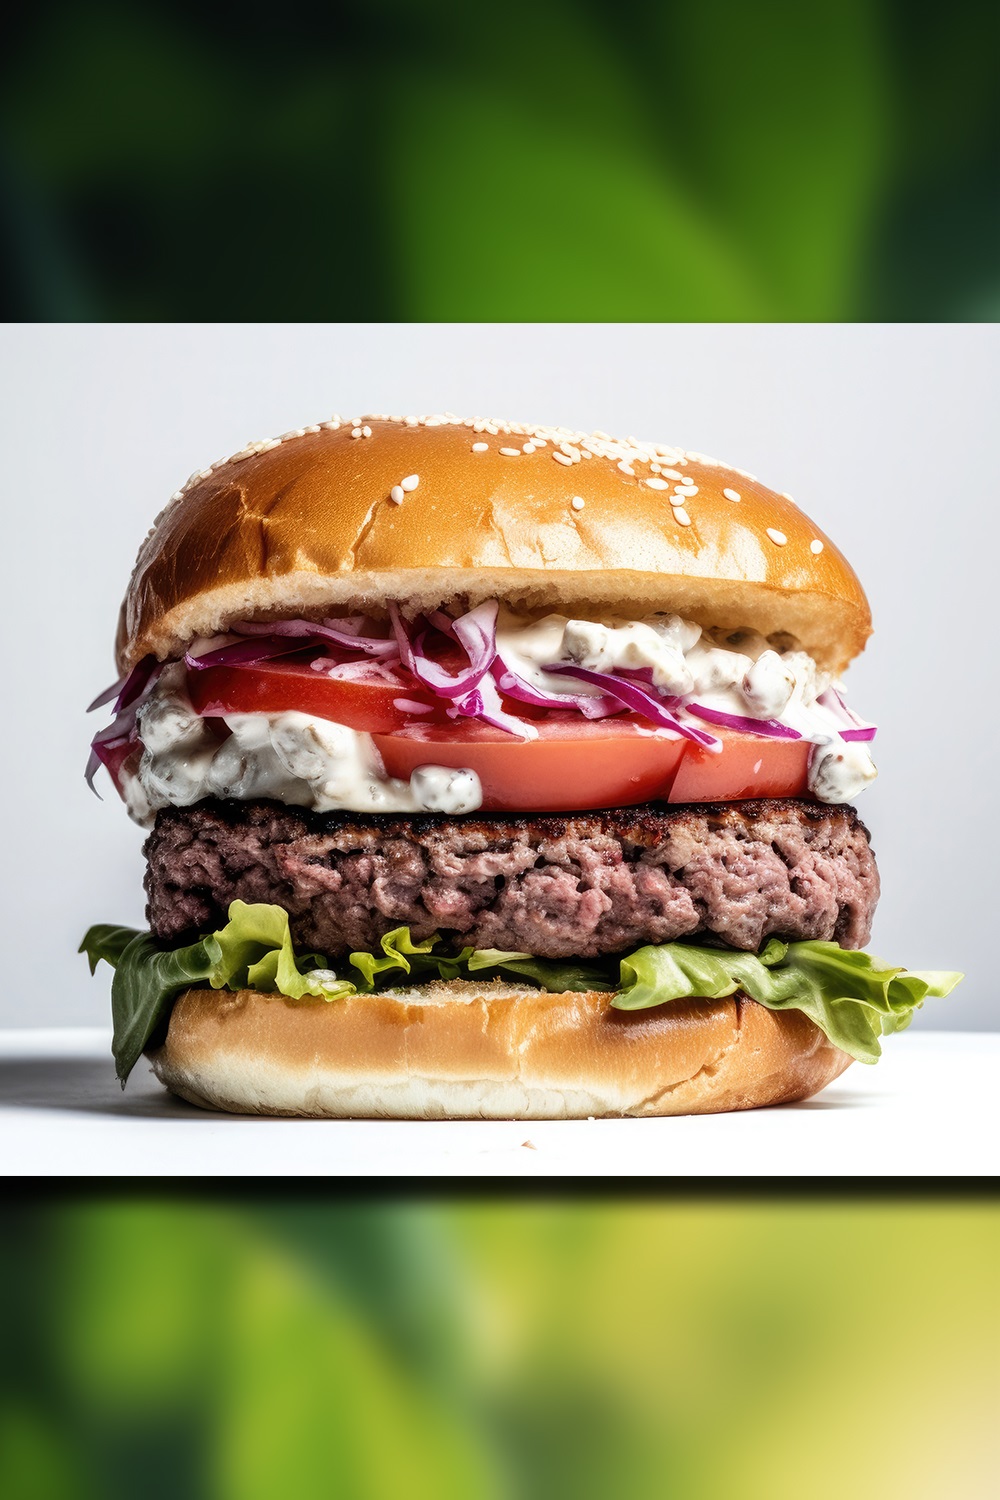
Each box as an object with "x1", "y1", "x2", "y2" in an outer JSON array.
[
  {"x1": 375, "y1": 718, "x2": 688, "y2": 812},
  {"x1": 187, "y1": 658, "x2": 440, "y2": 734},
  {"x1": 668, "y1": 730, "x2": 810, "y2": 803},
  {"x1": 186, "y1": 662, "x2": 812, "y2": 810}
]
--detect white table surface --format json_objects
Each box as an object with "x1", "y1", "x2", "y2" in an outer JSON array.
[{"x1": 1, "y1": 1028, "x2": 996, "y2": 1177}]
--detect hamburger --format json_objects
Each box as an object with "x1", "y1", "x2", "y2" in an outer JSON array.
[{"x1": 81, "y1": 413, "x2": 961, "y2": 1117}]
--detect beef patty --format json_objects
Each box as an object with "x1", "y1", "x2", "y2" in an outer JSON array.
[{"x1": 144, "y1": 798, "x2": 879, "y2": 959}]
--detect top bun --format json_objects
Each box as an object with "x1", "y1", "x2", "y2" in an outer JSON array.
[{"x1": 117, "y1": 414, "x2": 871, "y2": 675}]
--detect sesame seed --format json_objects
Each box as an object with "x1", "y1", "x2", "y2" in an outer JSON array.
[
  {"x1": 390, "y1": 485, "x2": 405, "y2": 504},
  {"x1": 810, "y1": 539, "x2": 824, "y2": 554},
  {"x1": 766, "y1": 528, "x2": 787, "y2": 546},
  {"x1": 676, "y1": 484, "x2": 698, "y2": 496},
  {"x1": 571, "y1": 496, "x2": 585, "y2": 511},
  {"x1": 674, "y1": 507, "x2": 692, "y2": 526},
  {"x1": 472, "y1": 442, "x2": 489, "y2": 452},
  {"x1": 780, "y1": 492, "x2": 794, "y2": 502},
  {"x1": 668, "y1": 494, "x2": 686, "y2": 508},
  {"x1": 400, "y1": 474, "x2": 420, "y2": 491},
  {"x1": 723, "y1": 488, "x2": 741, "y2": 502},
  {"x1": 646, "y1": 477, "x2": 670, "y2": 490},
  {"x1": 171, "y1": 416, "x2": 768, "y2": 512},
  {"x1": 499, "y1": 447, "x2": 521, "y2": 457},
  {"x1": 171, "y1": 490, "x2": 184, "y2": 501}
]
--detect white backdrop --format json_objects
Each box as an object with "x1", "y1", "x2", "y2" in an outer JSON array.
[{"x1": 1, "y1": 323, "x2": 994, "y2": 1029}]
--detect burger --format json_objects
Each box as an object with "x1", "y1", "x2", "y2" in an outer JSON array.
[{"x1": 81, "y1": 413, "x2": 961, "y2": 1117}]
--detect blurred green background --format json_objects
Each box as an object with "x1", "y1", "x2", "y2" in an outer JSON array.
[
  {"x1": 2, "y1": 0, "x2": 998, "y2": 320},
  {"x1": 2, "y1": 1198, "x2": 998, "y2": 1499}
]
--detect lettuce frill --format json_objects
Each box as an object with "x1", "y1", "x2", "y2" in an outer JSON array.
[{"x1": 80, "y1": 901, "x2": 962, "y2": 1086}]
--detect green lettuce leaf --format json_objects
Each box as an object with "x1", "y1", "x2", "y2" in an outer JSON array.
[
  {"x1": 80, "y1": 900, "x2": 353, "y2": 1086},
  {"x1": 466, "y1": 948, "x2": 615, "y2": 993},
  {"x1": 349, "y1": 928, "x2": 443, "y2": 990},
  {"x1": 82, "y1": 901, "x2": 963, "y2": 1085},
  {"x1": 80, "y1": 924, "x2": 139, "y2": 975},
  {"x1": 103, "y1": 932, "x2": 216, "y2": 1087},
  {"x1": 615, "y1": 939, "x2": 963, "y2": 1063}
]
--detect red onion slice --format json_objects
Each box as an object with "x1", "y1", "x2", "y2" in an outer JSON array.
[
  {"x1": 452, "y1": 601, "x2": 499, "y2": 675},
  {"x1": 389, "y1": 601, "x2": 498, "y2": 698},
  {"x1": 491, "y1": 658, "x2": 622, "y2": 720},
  {"x1": 85, "y1": 658, "x2": 163, "y2": 795},
  {"x1": 685, "y1": 702, "x2": 802, "y2": 740},
  {"x1": 85, "y1": 727, "x2": 140, "y2": 796},
  {"x1": 387, "y1": 603, "x2": 418, "y2": 675},
  {"x1": 185, "y1": 638, "x2": 306, "y2": 671},
  {"x1": 447, "y1": 675, "x2": 538, "y2": 739},
  {"x1": 426, "y1": 609, "x2": 457, "y2": 638},
  {"x1": 816, "y1": 687, "x2": 878, "y2": 742},
  {"x1": 545, "y1": 665, "x2": 719, "y2": 749},
  {"x1": 233, "y1": 618, "x2": 400, "y2": 659},
  {"x1": 87, "y1": 675, "x2": 127, "y2": 714},
  {"x1": 87, "y1": 655, "x2": 160, "y2": 715}
]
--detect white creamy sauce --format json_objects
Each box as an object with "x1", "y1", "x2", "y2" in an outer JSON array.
[
  {"x1": 807, "y1": 739, "x2": 879, "y2": 804},
  {"x1": 121, "y1": 665, "x2": 482, "y2": 828}
]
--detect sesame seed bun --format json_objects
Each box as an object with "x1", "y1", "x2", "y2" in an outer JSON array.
[
  {"x1": 147, "y1": 981, "x2": 852, "y2": 1119},
  {"x1": 118, "y1": 414, "x2": 871, "y2": 675}
]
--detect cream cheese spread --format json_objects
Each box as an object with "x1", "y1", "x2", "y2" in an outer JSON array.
[{"x1": 121, "y1": 665, "x2": 482, "y2": 827}]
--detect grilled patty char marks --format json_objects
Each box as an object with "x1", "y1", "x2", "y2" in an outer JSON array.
[{"x1": 144, "y1": 798, "x2": 879, "y2": 960}]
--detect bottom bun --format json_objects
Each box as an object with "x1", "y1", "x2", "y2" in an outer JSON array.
[{"x1": 146, "y1": 980, "x2": 852, "y2": 1118}]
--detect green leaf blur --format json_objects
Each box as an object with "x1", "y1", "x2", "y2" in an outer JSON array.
[
  {"x1": 1, "y1": 1, "x2": 998, "y2": 317},
  {"x1": 1, "y1": 1201, "x2": 998, "y2": 1498}
]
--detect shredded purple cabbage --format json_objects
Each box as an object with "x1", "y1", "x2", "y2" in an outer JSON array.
[
  {"x1": 232, "y1": 618, "x2": 400, "y2": 659},
  {"x1": 685, "y1": 702, "x2": 802, "y2": 740},
  {"x1": 545, "y1": 665, "x2": 720, "y2": 750},
  {"x1": 816, "y1": 687, "x2": 878, "y2": 742}
]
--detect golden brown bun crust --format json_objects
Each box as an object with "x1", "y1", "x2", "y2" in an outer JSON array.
[
  {"x1": 119, "y1": 416, "x2": 871, "y2": 675},
  {"x1": 147, "y1": 982, "x2": 852, "y2": 1119}
]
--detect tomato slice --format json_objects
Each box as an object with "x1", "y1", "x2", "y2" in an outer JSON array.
[
  {"x1": 185, "y1": 661, "x2": 813, "y2": 810},
  {"x1": 187, "y1": 657, "x2": 440, "y2": 734},
  {"x1": 668, "y1": 730, "x2": 810, "y2": 803},
  {"x1": 375, "y1": 717, "x2": 688, "y2": 812}
]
